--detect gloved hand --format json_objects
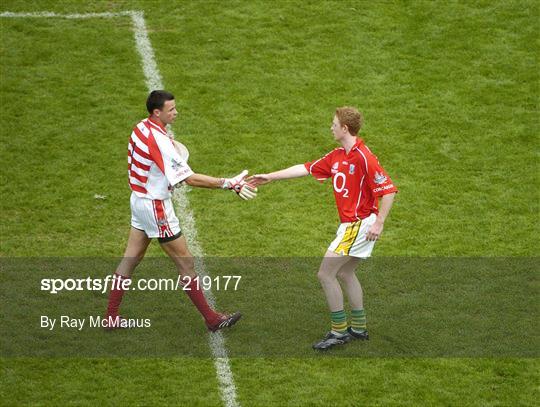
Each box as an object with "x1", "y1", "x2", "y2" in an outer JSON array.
[{"x1": 222, "y1": 170, "x2": 258, "y2": 200}]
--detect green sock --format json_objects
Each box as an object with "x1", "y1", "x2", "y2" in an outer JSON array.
[
  {"x1": 331, "y1": 310, "x2": 348, "y2": 334},
  {"x1": 351, "y1": 309, "x2": 367, "y2": 333}
]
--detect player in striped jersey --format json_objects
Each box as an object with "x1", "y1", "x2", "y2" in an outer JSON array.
[
  {"x1": 106, "y1": 90, "x2": 256, "y2": 332},
  {"x1": 249, "y1": 107, "x2": 397, "y2": 350}
]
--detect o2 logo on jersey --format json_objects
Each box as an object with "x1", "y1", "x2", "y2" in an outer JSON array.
[{"x1": 333, "y1": 172, "x2": 349, "y2": 197}]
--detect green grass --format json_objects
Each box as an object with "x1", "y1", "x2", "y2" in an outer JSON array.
[
  {"x1": 2, "y1": 358, "x2": 225, "y2": 406},
  {"x1": 231, "y1": 358, "x2": 539, "y2": 406},
  {"x1": 1, "y1": 0, "x2": 538, "y2": 406}
]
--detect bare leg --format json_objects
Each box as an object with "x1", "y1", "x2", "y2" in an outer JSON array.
[
  {"x1": 160, "y1": 235, "x2": 219, "y2": 324},
  {"x1": 317, "y1": 251, "x2": 352, "y2": 312},
  {"x1": 159, "y1": 235, "x2": 196, "y2": 279},
  {"x1": 336, "y1": 257, "x2": 363, "y2": 309},
  {"x1": 106, "y1": 228, "x2": 151, "y2": 319},
  {"x1": 115, "y1": 227, "x2": 151, "y2": 277}
]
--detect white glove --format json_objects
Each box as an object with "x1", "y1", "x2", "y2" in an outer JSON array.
[{"x1": 222, "y1": 170, "x2": 258, "y2": 200}]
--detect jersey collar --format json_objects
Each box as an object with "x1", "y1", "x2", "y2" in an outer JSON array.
[
  {"x1": 147, "y1": 116, "x2": 167, "y2": 134},
  {"x1": 344, "y1": 137, "x2": 364, "y2": 155},
  {"x1": 353, "y1": 137, "x2": 364, "y2": 148}
]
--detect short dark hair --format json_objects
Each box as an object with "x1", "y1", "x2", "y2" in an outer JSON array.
[{"x1": 146, "y1": 90, "x2": 175, "y2": 114}]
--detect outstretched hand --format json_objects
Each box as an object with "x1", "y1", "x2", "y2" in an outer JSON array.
[
  {"x1": 222, "y1": 170, "x2": 249, "y2": 189},
  {"x1": 246, "y1": 174, "x2": 272, "y2": 187},
  {"x1": 222, "y1": 170, "x2": 258, "y2": 200}
]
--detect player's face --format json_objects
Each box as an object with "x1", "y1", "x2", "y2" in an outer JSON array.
[
  {"x1": 331, "y1": 115, "x2": 347, "y2": 140},
  {"x1": 156, "y1": 100, "x2": 178, "y2": 125}
]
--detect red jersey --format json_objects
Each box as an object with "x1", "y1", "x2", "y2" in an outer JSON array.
[{"x1": 304, "y1": 138, "x2": 397, "y2": 223}]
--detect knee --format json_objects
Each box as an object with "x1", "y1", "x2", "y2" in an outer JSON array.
[
  {"x1": 336, "y1": 270, "x2": 346, "y2": 283},
  {"x1": 317, "y1": 268, "x2": 334, "y2": 285},
  {"x1": 123, "y1": 244, "x2": 146, "y2": 262}
]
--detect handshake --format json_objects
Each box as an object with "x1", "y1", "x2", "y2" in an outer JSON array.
[
  {"x1": 221, "y1": 170, "x2": 258, "y2": 200},
  {"x1": 221, "y1": 170, "x2": 271, "y2": 200}
]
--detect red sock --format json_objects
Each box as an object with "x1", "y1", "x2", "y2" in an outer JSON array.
[
  {"x1": 183, "y1": 277, "x2": 219, "y2": 323},
  {"x1": 106, "y1": 273, "x2": 130, "y2": 318}
]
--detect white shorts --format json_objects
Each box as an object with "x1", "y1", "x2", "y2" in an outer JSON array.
[
  {"x1": 328, "y1": 213, "x2": 377, "y2": 258},
  {"x1": 130, "y1": 192, "x2": 181, "y2": 240}
]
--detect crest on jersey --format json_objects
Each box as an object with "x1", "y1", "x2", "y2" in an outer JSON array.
[
  {"x1": 171, "y1": 158, "x2": 183, "y2": 171},
  {"x1": 349, "y1": 164, "x2": 355, "y2": 174},
  {"x1": 331, "y1": 162, "x2": 339, "y2": 174},
  {"x1": 374, "y1": 171, "x2": 387, "y2": 184},
  {"x1": 157, "y1": 218, "x2": 167, "y2": 227}
]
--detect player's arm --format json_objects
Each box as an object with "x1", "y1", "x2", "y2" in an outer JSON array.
[
  {"x1": 248, "y1": 164, "x2": 309, "y2": 186},
  {"x1": 183, "y1": 173, "x2": 224, "y2": 188},
  {"x1": 162, "y1": 140, "x2": 226, "y2": 189},
  {"x1": 183, "y1": 170, "x2": 257, "y2": 200},
  {"x1": 366, "y1": 192, "x2": 396, "y2": 241}
]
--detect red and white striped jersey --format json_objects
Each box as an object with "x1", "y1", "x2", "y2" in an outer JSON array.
[
  {"x1": 304, "y1": 138, "x2": 397, "y2": 223},
  {"x1": 127, "y1": 117, "x2": 193, "y2": 199}
]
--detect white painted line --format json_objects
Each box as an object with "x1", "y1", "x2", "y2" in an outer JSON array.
[
  {"x1": 129, "y1": 11, "x2": 163, "y2": 92},
  {"x1": 0, "y1": 11, "x2": 133, "y2": 19},
  {"x1": 126, "y1": 12, "x2": 240, "y2": 407},
  {"x1": 1, "y1": 10, "x2": 240, "y2": 407}
]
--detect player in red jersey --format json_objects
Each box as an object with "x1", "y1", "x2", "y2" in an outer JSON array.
[
  {"x1": 249, "y1": 107, "x2": 397, "y2": 350},
  {"x1": 105, "y1": 90, "x2": 257, "y2": 332}
]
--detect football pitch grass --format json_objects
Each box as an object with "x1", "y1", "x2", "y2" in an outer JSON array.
[{"x1": 1, "y1": 1, "x2": 538, "y2": 406}]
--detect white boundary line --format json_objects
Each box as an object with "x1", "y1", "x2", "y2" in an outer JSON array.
[{"x1": 1, "y1": 10, "x2": 239, "y2": 407}]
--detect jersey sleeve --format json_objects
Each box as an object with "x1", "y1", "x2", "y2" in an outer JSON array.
[
  {"x1": 304, "y1": 152, "x2": 333, "y2": 182},
  {"x1": 364, "y1": 155, "x2": 398, "y2": 197},
  {"x1": 148, "y1": 132, "x2": 194, "y2": 186}
]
